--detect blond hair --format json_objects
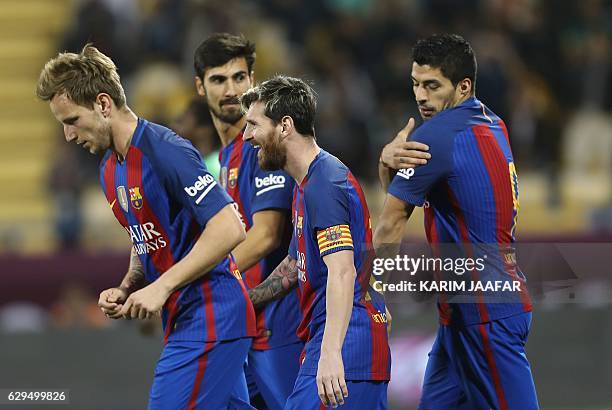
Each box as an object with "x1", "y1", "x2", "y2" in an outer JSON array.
[{"x1": 36, "y1": 43, "x2": 126, "y2": 108}]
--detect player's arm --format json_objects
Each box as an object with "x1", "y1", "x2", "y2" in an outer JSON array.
[
  {"x1": 373, "y1": 194, "x2": 415, "y2": 257},
  {"x1": 379, "y1": 118, "x2": 430, "y2": 191},
  {"x1": 119, "y1": 203, "x2": 246, "y2": 319},
  {"x1": 317, "y1": 249, "x2": 355, "y2": 407},
  {"x1": 98, "y1": 246, "x2": 146, "y2": 319},
  {"x1": 231, "y1": 209, "x2": 289, "y2": 273},
  {"x1": 247, "y1": 254, "x2": 299, "y2": 309}
]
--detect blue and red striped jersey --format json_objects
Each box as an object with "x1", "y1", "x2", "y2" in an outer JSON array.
[
  {"x1": 388, "y1": 97, "x2": 532, "y2": 326},
  {"x1": 99, "y1": 119, "x2": 256, "y2": 343},
  {"x1": 219, "y1": 131, "x2": 302, "y2": 350},
  {"x1": 289, "y1": 149, "x2": 390, "y2": 381}
]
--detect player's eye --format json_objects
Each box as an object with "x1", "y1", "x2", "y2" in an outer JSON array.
[{"x1": 235, "y1": 74, "x2": 246, "y2": 82}]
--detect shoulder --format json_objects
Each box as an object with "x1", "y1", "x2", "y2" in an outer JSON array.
[
  {"x1": 304, "y1": 151, "x2": 348, "y2": 204},
  {"x1": 137, "y1": 121, "x2": 202, "y2": 165}
]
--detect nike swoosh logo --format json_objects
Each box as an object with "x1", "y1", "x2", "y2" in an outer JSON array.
[{"x1": 109, "y1": 199, "x2": 117, "y2": 209}]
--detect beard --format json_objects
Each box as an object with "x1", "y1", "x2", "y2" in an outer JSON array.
[
  {"x1": 89, "y1": 121, "x2": 113, "y2": 155},
  {"x1": 258, "y1": 134, "x2": 287, "y2": 171},
  {"x1": 207, "y1": 96, "x2": 243, "y2": 125}
]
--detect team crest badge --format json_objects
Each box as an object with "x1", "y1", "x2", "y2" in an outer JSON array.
[
  {"x1": 117, "y1": 186, "x2": 129, "y2": 212},
  {"x1": 296, "y1": 216, "x2": 303, "y2": 238},
  {"x1": 325, "y1": 225, "x2": 342, "y2": 241},
  {"x1": 129, "y1": 187, "x2": 143, "y2": 210},
  {"x1": 219, "y1": 166, "x2": 228, "y2": 189},
  {"x1": 228, "y1": 168, "x2": 238, "y2": 188}
]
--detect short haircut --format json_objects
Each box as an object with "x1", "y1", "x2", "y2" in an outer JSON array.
[
  {"x1": 240, "y1": 75, "x2": 317, "y2": 137},
  {"x1": 412, "y1": 34, "x2": 477, "y2": 90},
  {"x1": 193, "y1": 33, "x2": 256, "y2": 79},
  {"x1": 36, "y1": 43, "x2": 126, "y2": 108}
]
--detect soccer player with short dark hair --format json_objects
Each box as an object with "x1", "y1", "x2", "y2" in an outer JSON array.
[
  {"x1": 37, "y1": 44, "x2": 256, "y2": 409},
  {"x1": 243, "y1": 75, "x2": 391, "y2": 409},
  {"x1": 193, "y1": 33, "x2": 303, "y2": 409},
  {"x1": 374, "y1": 34, "x2": 539, "y2": 410}
]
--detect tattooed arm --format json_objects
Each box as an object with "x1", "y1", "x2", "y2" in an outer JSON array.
[
  {"x1": 248, "y1": 255, "x2": 299, "y2": 309},
  {"x1": 119, "y1": 247, "x2": 147, "y2": 293},
  {"x1": 98, "y1": 246, "x2": 146, "y2": 319}
]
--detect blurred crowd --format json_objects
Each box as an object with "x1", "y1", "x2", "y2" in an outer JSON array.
[{"x1": 49, "y1": 0, "x2": 612, "y2": 248}]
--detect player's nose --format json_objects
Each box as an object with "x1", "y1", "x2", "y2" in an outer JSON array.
[
  {"x1": 243, "y1": 127, "x2": 254, "y2": 142},
  {"x1": 415, "y1": 87, "x2": 428, "y2": 105},
  {"x1": 63, "y1": 125, "x2": 77, "y2": 142},
  {"x1": 225, "y1": 80, "x2": 238, "y2": 97}
]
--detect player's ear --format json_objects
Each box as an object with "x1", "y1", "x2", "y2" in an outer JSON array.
[
  {"x1": 279, "y1": 116, "x2": 292, "y2": 140},
  {"x1": 96, "y1": 93, "x2": 112, "y2": 118},
  {"x1": 195, "y1": 76, "x2": 206, "y2": 97},
  {"x1": 459, "y1": 78, "x2": 471, "y2": 96},
  {"x1": 249, "y1": 71, "x2": 255, "y2": 85}
]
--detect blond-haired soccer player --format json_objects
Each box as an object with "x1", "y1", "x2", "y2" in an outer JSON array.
[{"x1": 37, "y1": 44, "x2": 256, "y2": 409}]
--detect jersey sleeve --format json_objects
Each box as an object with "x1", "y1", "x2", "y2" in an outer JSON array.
[
  {"x1": 249, "y1": 159, "x2": 294, "y2": 214},
  {"x1": 304, "y1": 176, "x2": 353, "y2": 258},
  {"x1": 388, "y1": 123, "x2": 455, "y2": 206},
  {"x1": 154, "y1": 139, "x2": 233, "y2": 226}
]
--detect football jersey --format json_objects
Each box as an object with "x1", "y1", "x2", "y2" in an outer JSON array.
[
  {"x1": 99, "y1": 119, "x2": 256, "y2": 343},
  {"x1": 388, "y1": 97, "x2": 532, "y2": 326},
  {"x1": 219, "y1": 130, "x2": 302, "y2": 350},
  {"x1": 289, "y1": 149, "x2": 390, "y2": 381}
]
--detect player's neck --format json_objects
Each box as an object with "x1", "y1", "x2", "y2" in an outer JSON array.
[
  {"x1": 285, "y1": 138, "x2": 320, "y2": 185},
  {"x1": 213, "y1": 115, "x2": 247, "y2": 147},
  {"x1": 111, "y1": 107, "x2": 139, "y2": 162}
]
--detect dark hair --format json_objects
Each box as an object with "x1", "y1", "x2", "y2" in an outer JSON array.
[
  {"x1": 194, "y1": 33, "x2": 256, "y2": 79},
  {"x1": 241, "y1": 75, "x2": 317, "y2": 137},
  {"x1": 412, "y1": 34, "x2": 477, "y2": 91}
]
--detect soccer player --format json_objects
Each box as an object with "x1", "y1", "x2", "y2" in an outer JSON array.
[
  {"x1": 36, "y1": 44, "x2": 256, "y2": 409},
  {"x1": 192, "y1": 33, "x2": 303, "y2": 409},
  {"x1": 242, "y1": 76, "x2": 391, "y2": 409},
  {"x1": 374, "y1": 34, "x2": 539, "y2": 410}
]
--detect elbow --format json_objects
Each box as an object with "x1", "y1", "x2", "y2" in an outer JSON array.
[
  {"x1": 373, "y1": 224, "x2": 387, "y2": 251},
  {"x1": 227, "y1": 218, "x2": 247, "y2": 251},
  {"x1": 338, "y1": 265, "x2": 357, "y2": 282}
]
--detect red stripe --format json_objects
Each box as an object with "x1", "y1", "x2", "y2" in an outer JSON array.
[
  {"x1": 187, "y1": 341, "x2": 215, "y2": 410},
  {"x1": 229, "y1": 256, "x2": 257, "y2": 338},
  {"x1": 473, "y1": 125, "x2": 532, "y2": 311},
  {"x1": 478, "y1": 324, "x2": 509, "y2": 410},
  {"x1": 346, "y1": 172, "x2": 373, "y2": 297},
  {"x1": 499, "y1": 120, "x2": 511, "y2": 147},
  {"x1": 445, "y1": 184, "x2": 490, "y2": 323},
  {"x1": 102, "y1": 155, "x2": 128, "y2": 227},
  {"x1": 346, "y1": 173, "x2": 389, "y2": 378},
  {"x1": 425, "y1": 205, "x2": 452, "y2": 324},
  {"x1": 201, "y1": 280, "x2": 216, "y2": 341},
  {"x1": 296, "y1": 184, "x2": 315, "y2": 342},
  {"x1": 365, "y1": 302, "x2": 390, "y2": 380},
  {"x1": 128, "y1": 147, "x2": 179, "y2": 342},
  {"x1": 473, "y1": 125, "x2": 512, "y2": 245},
  {"x1": 226, "y1": 132, "x2": 268, "y2": 348}
]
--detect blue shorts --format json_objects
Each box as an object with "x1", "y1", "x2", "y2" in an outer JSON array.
[
  {"x1": 419, "y1": 312, "x2": 539, "y2": 410},
  {"x1": 149, "y1": 338, "x2": 255, "y2": 410},
  {"x1": 247, "y1": 342, "x2": 303, "y2": 410},
  {"x1": 285, "y1": 375, "x2": 388, "y2": 410}
]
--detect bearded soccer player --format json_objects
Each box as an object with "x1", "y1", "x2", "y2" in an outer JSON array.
[
  {"x1": 243, "y1": 76, "x2": 391, "y2": 409},
  {"x1": 36, "y1": 44, "x2": 256, "y2": 409},
  {"x1": 374, "y1": 34, "x2": 539, "y2": 410},
  {"x1": 192, "y1": 33, "x2": 304, "y2": 410}
]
